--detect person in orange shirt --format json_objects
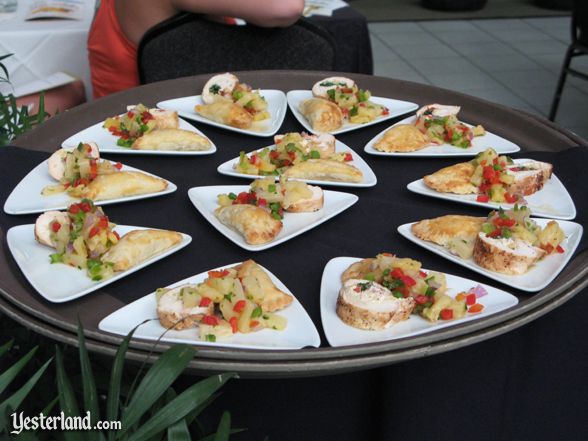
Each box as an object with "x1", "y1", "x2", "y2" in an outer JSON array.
[{"x1": 88, "y1": 0, "x2": 305, "y2": 98}]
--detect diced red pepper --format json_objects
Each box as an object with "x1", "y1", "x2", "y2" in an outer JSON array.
[
  {"x1": 466, "y1": 293, "x2": 477, "y2": 306},
  {"x1": 269, "y1": 151, "x2": 280, "y2": 160},
  {"x1": 126, "y1": 111, "x2": 135, "y2": 118},
  {"x1": 98, "y1": 216, "x2": 109, "y2": 229},
  {"x1": 249, "y1": 154, "x2": 258, "y2": 165},
  {"x1": 344, "y1": 153, "x2": 353, "y2": 162},
  {"x1": 141, "y1": 111, "x2": 154, "y2": 123},
  {"x1": 257, "y1": 197, "x2": 267, "y2": 207},
  {"x1": 382, "y1": 108, "x2": 389, "y2": 116},
  {"x1": 114, "y1": 162, "x2": 123, "y2": 170},
  {"x1": 390, "y1": 268, "x2": 404, "y2": 279},
  {"x1": 493, "y1": 217, "x2": 516, "y2": 227},
  {"x1": 477, "y1": 194, "x2": 489, "y2": 203},
  {"x1": 229, "y1": 316, "x2": 238, "y2": 333},
  {"x1": 249, "y1": 320, "x2": 260, "y2": 328},
  {"x1": 504, "y1": 192, "x2": 518, "y2": 204},
  {"x1": 487, "y1": 228, "x2": 502, "y2": 238},
  {"x1": 113, "y1": 231, "x2": 120, "y2": 240},
  {"x1": 79, "y1": 201, "x2": 92, "y2": 213},
  {"x1": 208, "y1": 269, "x2": 230, "y2": 279},
  {"x1": 468, "y1": 304, "x2": 484, "y2": 314},
  {"x1": 400, "y1": 275, "x2": 416, "y2": 287},
  {"x1": 415, "y1": 295, "x2": 429, "y2": 305},
  {"x1": 89, "y1": 226, "x2": 100, "y2": 238},
  {"x1": 51, "y1": 221, "x2": 61, "y2": 233},
  {"x1": 202, "y1": 315, "x2": 219, "y2": 326},
  {"x1": 199, "y1": 297, "x2": 212, "y2": 307},
  {"x1": 556, "y1": 245, "x2": 565, "y2": 254},
  {"x1": 233, "y1": 300, "x2": 246, "y2": 313},
  {"x1": 419, "y1": 270, "x2": 427, "y2": 278},
  {"x1": 68, "y1": 204, "x2": 80, "y2": 214},
  {"x1": 440, "y1": 309, "x2": 454, "y2": 320},
  {"x1": 89, "y1": 159, "x2": 98, "y2": 179}
]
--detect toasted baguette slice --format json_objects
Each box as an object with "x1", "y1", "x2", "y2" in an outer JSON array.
[
  {"x1": 284, "y1": 185, "x2": 324, "y2": 213},
  {"x1": 506, "y1": 161, "x2": 553, "y2": 196},
  {"x1": 34, "y1": 211, "x2": 69, "y2": 247},
  {"x1": 157, "y1": 285, "x2": 214, "y2": 330},
  {"x1": 472, "y1": 232, "x2": 546, "y2": 275},
  {"x1": 336, "y1": 279, "x2": 415, "y2": 330}
]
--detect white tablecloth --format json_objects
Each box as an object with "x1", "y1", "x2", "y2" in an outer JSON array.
[{"x1": 0, "y1": 0, "x2": 96, "y2": 99}]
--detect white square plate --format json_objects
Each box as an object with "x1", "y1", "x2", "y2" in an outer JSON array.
[
  {"x1": 99, "y1": 262, "x2": 321, "y2": 350},
  {"x1": 7, "y1": 225, "x2": 192, "y2": 303},
  {"x1": 286, "y1": 90, "x2": 418, "y2": 135},
  {"x1": 157, "y1": 90, "x2": 288, "y2": 137},
  {"x1": 61, "y1": 117, "x2": 217, "y2": 156},
  {"x1": 320, "y1": 256, "x2": 519, "y2": 347},
  {"x1": 216, "y1": 139, "x2": 377, "y2": 188},
  {"x1": 188, "y1": 185, "x2": 358, "y2": 251},
  {"x1": 3, "y1": 160, "x2": 176, "y2": 215},
  {"x1": 364, "y1": 115, "x2": 521, "y2": 157},
  {"x1": 397, "y1": 220, "x2": 583, "y2": 292}
]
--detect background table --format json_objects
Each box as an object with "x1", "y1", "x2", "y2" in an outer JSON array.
[
  {"x1": 0, "y1": 0, "x2": 96, "y2": 99},
  {"x1": 3, "y1": 71, "x2": 588, "y2": 440}
]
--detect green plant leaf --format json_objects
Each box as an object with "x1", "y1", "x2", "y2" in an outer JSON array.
[
  {"x1": 0, "y1": 356, "x2": 52, "y2": 431},
  {"x1": 77, "y1": 320, "x2": 100, "y2": 441},
  {"x1": 118, "y1": 345, "x2": 197, "y2": 437},
  {"x1": 214, "y1": 411, "x2": 231, "y2": 441},
  {"x1": 106, "y1": 323, "x2": 143, "y2": 441},
  {"x1": 167, "y1": 416, "x2": 191, "y2": 441},
  {"x1": 0, "y1": 345, "x2": 37, "y2": 395},
  {"x1": 123, "y1": 373, "x2": 236, "y2": 441},
  {"x1": 56, "y1": 346, "x2": 83, "y2": 441},
  {"x1": 0, "y1": 339, "x2": 13, "y2": 357}
]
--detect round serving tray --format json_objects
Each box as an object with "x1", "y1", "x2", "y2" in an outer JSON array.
[{"x1": 2, "y1": 71, "x2": 587, "y2": 378}]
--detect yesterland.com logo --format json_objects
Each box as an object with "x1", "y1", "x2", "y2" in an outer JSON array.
[{"x1": 10, "y1": 411, "x2": 122, "y2": 434}]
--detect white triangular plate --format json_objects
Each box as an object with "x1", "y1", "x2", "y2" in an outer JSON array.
[
  {"x1": 407, "y1": 159, "x2": 576, "y2": 220},
  {"x1": 62, "y1": 117, "x2": 216, "y2": 156},
  {"x1": 364, "y1": 115, "x2": 521, "y2": 157},
  {"x1": 3, "y1": 160, "x2": 176, "y2": 215},
  {"x1": 320, "y1": 256, "x2": 519, "y2": 347},
  {"x1": 286, "y1": 90, "x2": 418, "y2": 135},
  {"x1": 397, "y1": 219, "x2": 583, "y2": 292},
  {"x1": 99, "y1": 262, "x2": 321, "y2": 350},
  {"x1": 188, "y1": 185, "x2": 358, "y2": 251},
  {"x1": 217, "y1": 139, "x2": 377, "y2": 188},
  {"x1": 157, "y1": 90, "x2": 287, "y2": 137},
  {"x1": 7, "y1": 225, "x2": 192, "y2": 303}
]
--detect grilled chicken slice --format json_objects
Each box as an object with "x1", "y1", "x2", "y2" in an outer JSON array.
[{"x1": 473, "y1": 232, "x2": 546, "y2": 275}]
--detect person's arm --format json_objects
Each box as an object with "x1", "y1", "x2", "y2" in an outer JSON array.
[{"x1": 170, "y1": 0, "x2": 305, "y2": 28}]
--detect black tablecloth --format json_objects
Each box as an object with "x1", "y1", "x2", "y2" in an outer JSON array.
[{"x1": 2, "y1": 135, "x2": 587, "y2": 440}]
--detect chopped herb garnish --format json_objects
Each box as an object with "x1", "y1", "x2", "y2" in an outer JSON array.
[
  {"x1": 209, "y1": 84, "x2": 221, "y2": 94},
  {"x1": 205, "y1": 334, "x2": 216, "y2": 342},
  {"x1": 251, "y1": 306, "x2": 263, "y2": 318}
]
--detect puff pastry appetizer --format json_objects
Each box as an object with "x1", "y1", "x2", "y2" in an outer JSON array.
[
  {"x1": 215, "y1": 204, "x2": 283, "y2": 245},
  {"x1": 42, "y1": 143, "x2": 169, "y2": 201},
  {"x1": 196, "y1": 73, "x2": 269, "y2": 129},
  {"x1": 34, "y1": 200, "x2": 183, "y2": 281},
  {"x1": 308, "y1": 76, "x2": 389, "y2": 126},
  {"x1": 423, "y1": 148, "x2": 553, "y2": 203},
  {"x1": 412, "y1": 207, "x2": 566, "y2": 275},
  {"x1": 101, "y1": 229, "x2": 182, "y2": 271},
  {"x1": 234, "y1": 132, "x2": 364, "y2": 184},
  {"x1": 132, "y1": 129, "x2": 211, "y2": 151},
  {"x1": 338, "y1": 253, "x2": 486, "y2": 326},
  {"x1": 299, "y1": 98, "x2": 343, "y2": 133},
  {"x1": 155, "y1": 260, "x2": 292, "y2": 341},
  {"x1": 373, "y1": 124, "x2": 431, "y2": 153}
]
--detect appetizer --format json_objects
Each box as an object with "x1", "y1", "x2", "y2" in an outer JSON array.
[
  {"x1": 156, "y1": 260, "x2": 292, "y2": 341},
  {"x1": 300, "y1": 76, "x2": 389, "y2": 132},
  {"x1": 373, "y1": 103, "x2": 485, "y2": 152},
  {"x1": 234, "y1": 132, "x2": 363, "y2": 183},
  {"x1": 195, "y1": 73, "x2": 269, "y2": 129},
  {"x1": 412, "y1": 206, "x2": 566, "y2": 275},
  {"x1": 35, "y1": 200, "x2": 182, "y2": 280},
  {"x1": 337, "y1": 253, "x2": 486, "y2": 330},
  {"x1": 103, "y1": 104, "x2": 211, "y2": 151},
  {"x1": 423, "y1": 148, "x2": 553, "y2": 204},
  {"x1": 215, "y1": 178, "x2": 324, "y2": 244},
  {"x1": 42, "y1": 143, "x2": 168, "y2": 201}
]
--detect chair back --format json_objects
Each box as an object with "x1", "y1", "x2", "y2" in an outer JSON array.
[
  {"x1": 574, "y1": 0, "x2": 588, "y2": 46},
  {"x1": 138, "y1": 13, "x2": 337, "y2": 84}
]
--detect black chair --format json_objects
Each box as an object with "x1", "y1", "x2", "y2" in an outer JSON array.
[
  {"x1": 138, "y1": 13, "x2": 337, "y2": 84},
  {"x1": 549, "y1": 0, "x2": 588, "y2": 121}
]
